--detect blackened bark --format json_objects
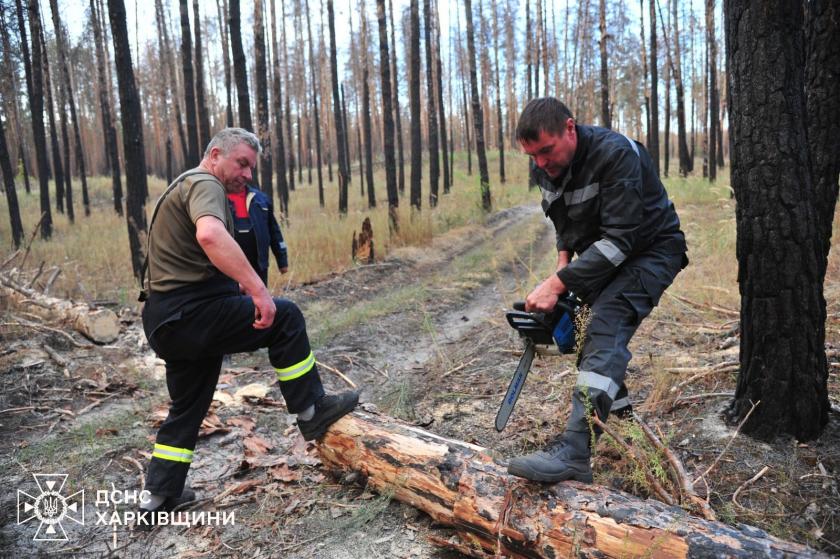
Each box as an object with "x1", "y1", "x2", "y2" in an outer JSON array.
[
  {"x1": 804, "y1": 0, "x2": 840, "y2": 284},
  {"x1": 229, "y1": 0, "x2": 252, "y2": 131},
  {"x1": 360, "y1": 3, "x2": 376, "y2": 209},
  {"x1": 464, "y1": 0, "x2": 490, "y2": 211},
  {"x1": 216, "y1": 0, "x2": 234, "y2": 128},
  {"x1": 193, "y1": 0, "x2": 211, "y2": 150},
  {"x1": 328, "y1": 0, "x2": 349, "y2": 215},
  {"x1": 388, "y1": 0, "x2": 404, "y2": 195},
  {"x1": 49, "y1": 0, "x2": 88, "y2": 216},
  {"x1": 598, "y1": 0, "x2": 610, "y2": 129},
  {"x1": 672, "y1": 0, "x2": 691, "y2": 176},
  {"x1": 156, "y1": 0, "x2": 189, "y2": 165},
  {"x1": 648, "y1": 0, "x2": 659, "y2": 175},
  {"x1": 91, "y1": 0, "x2": 122, "y2": 214},
  {"x1": 705, "y1": 0, "x2": 717, "y2": 183},
  {"x1": 341, "y1": 83, "x2": 350, "y2": 187},
  {"x1": 433, "y1": 0, "x2": 449, "y2": 194},
  {"x1": 725, "y1": 0, "x2": 829, "y2": 441},
  {"x1": 38, "y1": 22, "x2": 65, "y2": 218},
  {"x1": 376, "y1": 0, "x2": 398, "y2": 231},
  {"x1": 0, "y1": 118, "x2": 24, "y2": 248},
  {"x1": 13, "y1": 0, "x2": 33, "y2": 195},
  {"x1": 408, "y1": 0, "x2": 422, "y2": 210},
  {"x1": 179, "y1": 0, "x2": 199, "y2": 165},
  {"x1": 270, "y1": 0, "x2": 289, "y2": 216},
  {"x1": 491, "y1": 0, "x2": 505, "y2": 183},
  {"x1": 107, "y1": 0, "x2": 148, "y2": 280},
  {"x1": 304, "y1": 0, "x2": 323, "y2": 206},
  {"x1": 281, "y1": 0, "x2": 295, "y2": 192},
  {"x1": 254, "y1": 0, "x2": 272, "y2": 200},
  {"x1": 423, "y1": 0, "x2": 439, "y2": 207},
  {"x1": 25, "y1": 0, "x2": 52, "y2": 239}
]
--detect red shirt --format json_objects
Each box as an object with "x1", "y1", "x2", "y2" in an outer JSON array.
[{"x1": 226, "y1": 190, "x2": 249, "y2": 218}]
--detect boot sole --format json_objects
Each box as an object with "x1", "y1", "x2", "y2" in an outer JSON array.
[{"x1": 507, "y1": 463, "x2": 593, "y2": 483}]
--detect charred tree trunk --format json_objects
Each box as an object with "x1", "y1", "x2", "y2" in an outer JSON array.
[
  {"x1": 107, "y1": 0, "x2": 148, "y2": 280},
  {"x1": 0, "y1": 119, "x2": 24, "y2": 248},
  {"x1": 254, "y1": 0, "x2": 272, "y2": 199},
  {"x1": 327, "y1": 0, "x2": 348, "y2": 215},
  {"x1": 280, "y1": 0, "x2": 295, "y2": 192},
  {"x1": 672, "y1": 0, "x2": 691, "y2": 176},
  {"x1": 38, "y1": 21, "x2": 65, "y2": 219},
  {"x1": 491, "y1": 0, "x2": 505, "y2": 183},
  {"x1": 91, "y1": 0, "x2": 123, "y2": 215},
  {"x1": 598, "y1": 0, "x2": 610, "y2": 129},
  {"x1": 193, "y1": 0, "x2": 211, "y2": 150},
  {"x1": 433, "y1": 0, "x2": 449, "y2": 195},
  {"x1": 304, "y1": 0, "x2": 324, "y2": 207},
  {"x1": 360, "y1": 2, "x2": 376, "y2": 209},
  {"x1": 725, "y1": 1, "x2": 832, "y2": 441},
  {"x1": 318, "y1": 412, "x2": 826, "y2": 558},
  {"x1": 269, "y1": 0, "x2": 289, "y2": 217},
  {"x1": 49, "y1": 0, "x2": 88, "y2": 216},
  {"x1": 408, "y1": 0, "x2": 422, "y2": 210},
  {"x1": 423, "y1": 0, "x2": 439, "y2": 207},
  {"x1": 216, "y1": 0, "x2": 233, "y2": 127},
  {"x1": 640, "y1": 0, "x2": 650, "y2": 151},
  {"x1": 705, "y1": 0, "x2": 717, "y2": 183},
  {"x1": 156, "y1": 0, "x2": 189, "y2": 165},
  {"x1": 25, "y1": 0, "x2": 52, "y2": 239},
  {"x1": 464, "y1": 0, "x2": 490, "y2": 211},
  {"x1": 376, "y1": 0, "x2": 398, "y2": 231},
  {"x1": 648, "y1": 0, "x2": 659, "y2": 175},
  {"x1": 388, "y1": 0, "x2": 404, "y2": 195},
  {"x1": 179, "y1": 0, "x2": 199, "y2": 165},
  {"x1": 229, "y1": 0, "x2": 252, "y2": 131}
]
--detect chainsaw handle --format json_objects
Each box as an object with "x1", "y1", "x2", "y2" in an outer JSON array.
[{"x1": 512, "y1": 301, "x2": 526, "y2": 311}]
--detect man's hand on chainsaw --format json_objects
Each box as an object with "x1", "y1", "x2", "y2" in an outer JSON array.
[{"x1": 525, "y1": 273, "x2": 567, "y2": 312}]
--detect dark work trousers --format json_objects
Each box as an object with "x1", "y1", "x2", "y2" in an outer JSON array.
[
  {"x1": 568, "y1": 250, "x2": 686, "y2": 433},
  {"x1": 142, "y1": 281, "x2": 324, "y2": 497}
]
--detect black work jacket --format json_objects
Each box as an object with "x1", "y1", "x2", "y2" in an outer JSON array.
[{"x1": 533, "y1": 125, "x2": 687, "y2": 302}]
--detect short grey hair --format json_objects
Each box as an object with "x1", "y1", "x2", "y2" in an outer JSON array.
[{"x1": 203, "y1": 127, "x2": 261, "y2": 157}]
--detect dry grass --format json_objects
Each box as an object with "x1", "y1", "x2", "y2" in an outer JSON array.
[{"x1": 0, "y1": 151, "x2": 534, "y2": 304}]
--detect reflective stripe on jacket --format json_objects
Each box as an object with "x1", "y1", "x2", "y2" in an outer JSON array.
[{"x1": 533, "y1": 125, "x2": 687, "y2": 302}]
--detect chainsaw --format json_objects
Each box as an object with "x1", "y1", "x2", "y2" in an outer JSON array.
[{"x1": 495, "y1": 294, "x2": 582, "y2": 432}]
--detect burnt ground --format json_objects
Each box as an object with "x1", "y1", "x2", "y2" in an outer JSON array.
[{"x1": 1, "y1": 202, "x2": 839, "y2": 558}]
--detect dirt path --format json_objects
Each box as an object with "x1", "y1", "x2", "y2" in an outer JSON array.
[{"x1": 2, "y1": 200, "x2": 838, "y2": 558}]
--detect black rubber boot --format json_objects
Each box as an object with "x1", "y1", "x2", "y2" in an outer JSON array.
[
  {"x1": 507, "y1": 430, "x2": 593, "y2": 483},
  {"x1": 135, "y1": 488, "x2": 197, "y2": 532},
  {"x1": 297, "y1": 391, "x2": 359, "y2": 441}
]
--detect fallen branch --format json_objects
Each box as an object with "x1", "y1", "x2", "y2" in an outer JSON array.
[
  {"x1": 591, "y1": 415, "x2": 676, "y2": 505},
  {"x1": 732, "y1": 466, "x2": 770, "y2": 511},
  {"x1": 694, "y1": 400, "x2": 760, "y2": 486},
  {"x1": 664, "y1": 291, "x2": 740, "y2": 316},
  {"x1": 633, "y1": 413, "x2": 717, "y2": 521},
  {"x1": 315, "y1": 360, "x2": 357, "y2": 389},
  {"x1": 318, "y1": 410, "x2": 826, "y2": 558}
]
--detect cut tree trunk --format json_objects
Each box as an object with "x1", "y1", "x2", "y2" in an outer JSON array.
[
  {"x1": 0, "y1": 276, "x2": 120, "y2": 344},
  {"x1": 318, "y1": 410, "x2": 826, "y2": 558}
]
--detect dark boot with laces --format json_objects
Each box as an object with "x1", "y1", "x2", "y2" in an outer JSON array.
[{"x1": 507, "y1": 430, "x2": 594, "y2": 483}]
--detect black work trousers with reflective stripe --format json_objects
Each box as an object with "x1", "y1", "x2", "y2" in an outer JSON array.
[
  {"x1": 142, "y1": 290, "x2": 324, "y2": 497},
  {"x1": 569, "y1": 251, "x2": 685, "y2": 433}
]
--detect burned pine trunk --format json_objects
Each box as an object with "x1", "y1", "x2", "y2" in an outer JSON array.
[
  {"x1": 327, "y1": 0, "x2": 348, "y2": 215},
  {"x1": 464, "y1": 0, "x2": 490, "y2": 212},
  {"x1": 192, "y1": 0, "x2": 211, "y2": 150},
  {"x1": 228, "y1": 0, "x2": 252, "y2": 131},
  {"x1": 269, "y1": 0, "x2": 289, "y2": 217},
  {"x1": 254, "y1": 0, "x2": 272, "y2": 201},
  {"x1": 0, "y1": 119, "x2": 24, "y2": 248},
  {"x1": 318, "y1": 411, "x2": 826, "y2": 558},
  {"x1": 408, "y1": 0, "x2": 422, "y2": 210},
  {"x1": 107, "y1": 0, "x2": 148, "y2": 280},
  {"x1": 179, "y1": 0, "x2": 200, "y2": 165},
  {"x1": 423, "y1": 0, "x2": 439, "y2": 207},
  {"x1": 25, "y1": 0, "x2": 52, "y2": 239},
  {"x1": 376, "y1": 0, "x2": 398, "y2": 232}
]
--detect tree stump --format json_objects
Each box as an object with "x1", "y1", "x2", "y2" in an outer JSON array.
[{"x1": 318, "y1": 410, "x2": 826, "y2": 558}]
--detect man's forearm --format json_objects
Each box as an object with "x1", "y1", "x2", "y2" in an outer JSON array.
[
  {"x1": 556, "y1": 250, "x2": 571, "y2": 271},
  {"x1": 196, "y1": 218, "x2": 266, "y2": 295}
]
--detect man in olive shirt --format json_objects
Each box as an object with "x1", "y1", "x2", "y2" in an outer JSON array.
[{"x1": 139, "y1": 128, "x2": 358, "y2": 526}]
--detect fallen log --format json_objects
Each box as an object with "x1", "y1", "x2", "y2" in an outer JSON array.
[
  {"x1": 0, "y1": 276, "x2": 120, "y2": 344},
  {"x1": 319, "y1": 410, "x2": 826, "y2": 558}
]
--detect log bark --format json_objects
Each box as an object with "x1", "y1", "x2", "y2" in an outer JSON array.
[
  {"x1": 0, "y1": 276, "x2": 120, "y2": 344},
  {"x1": 318, "y1": 410, "x2": 826, "y2": 558}
]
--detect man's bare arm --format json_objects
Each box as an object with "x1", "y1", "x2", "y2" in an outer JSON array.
[
  {"x1": 525, "y1": 250, "x2": 570, "y2": 312},
  {"x1": 195, "y1": 215, "x2": 276, "y2": 328}
]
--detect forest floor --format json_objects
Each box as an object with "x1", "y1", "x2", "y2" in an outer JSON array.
[{"x1": 1, "y1": 199, "x2": 839, "y2": 558}]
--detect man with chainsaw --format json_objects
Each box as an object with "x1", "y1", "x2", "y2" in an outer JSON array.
[
  {"x1": 138, "y1": 128, "x2": 358, "y2": 526},
  {"x1": 508, "y1": 98, "x2": 687, "y2": 483}
]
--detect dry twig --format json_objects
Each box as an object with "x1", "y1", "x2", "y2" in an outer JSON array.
[
  {"x1": 315, "y1": 360, "x2": 357, "y2": 388},
  {"x1": 591, "y1": 415, "x2": 676, "y2": 505},
  {"x1": 693, "y1": 400, "x2": 760, "y2": 486},
  {"x1": 732, "y1": 465, "x2": 769, "y2": 510}
]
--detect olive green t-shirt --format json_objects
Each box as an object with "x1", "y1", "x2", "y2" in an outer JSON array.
[{"x1": 146, "y1": 170, "x2": 234, "y2": 292}]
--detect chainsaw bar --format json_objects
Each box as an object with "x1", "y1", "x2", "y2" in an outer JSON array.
[{"x1": 495, "y1": 339, "x2": 536, "y2": 432}]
